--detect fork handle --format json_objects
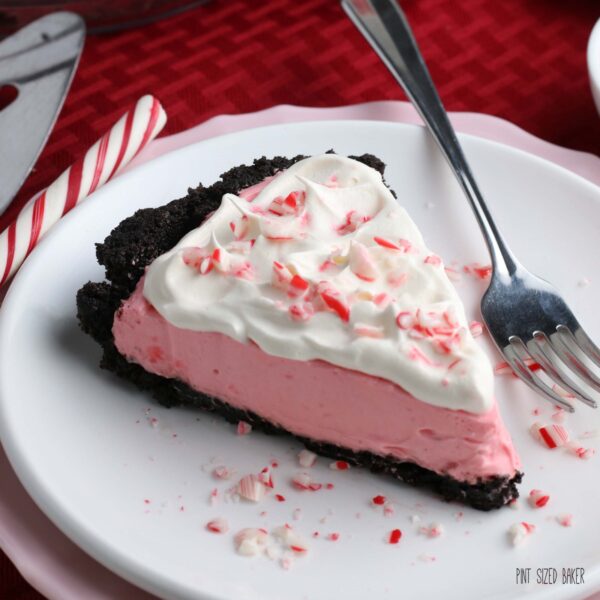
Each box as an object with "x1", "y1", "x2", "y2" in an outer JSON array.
[{"x1": 342, "y1": 0, "x2": 519, "y2": 277}]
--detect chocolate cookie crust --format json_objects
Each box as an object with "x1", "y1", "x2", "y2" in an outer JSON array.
[{"x1": 76, "y1": 153, "x2": 521, "y2": 511}]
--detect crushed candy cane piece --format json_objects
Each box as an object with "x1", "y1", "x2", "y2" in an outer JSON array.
[
  {"x1": 349, "y1": 241, "x2": 378, "y2": 281},
  {"x1": 508, "y1": 522, "x2": 536, "y2": 546},
  {"x1": 531, "y1": 422, "x2": 569, "y2": 449},
  {"x1": 290, "y1": 273, "x2": 309, "y2": 292},
  {"x1": 291, "y1": 471, "x2": 321, "y2": 491},
  {"x1": 327, "y1": 532, "x2": 340, "y2": 541},
  {"x1": 373, "y1": 236, "x2": 401, "y2": 250},
  {"x1": 424, "y1": 254, "x2": 442, "y2": 266},
  {"x1": 298, "y1": 449, "x2": 317, "y2": 468},
  {"x1": 330, "y1": 460, "x2": 350, "y2": 471},
  {"x1": 383, "y1": 503, "x2": 395, "y2": 517},
  {"x1": 272, "y1": 525, "x2": 309, "y2": 554},
  {"x1": 292, "y1": 472, "x2": 311, "y2": 490},
  {"x1": 469, "y1": 321, "x2": 483, "y2": 337},
  {"x1": 275, "y1": 494, "x2": 286, "y2": 502},
  {"x1": 569, "y1": 445, "x2": 595, "y2": 460},
  {"x1": 557, "y1": 514, "x2": 573, "y2": 527},
  {"x1": 388, "y1": 529, "x2": 402, "y2": 544},
  {"x1": 395, "y1": 311, "x2": 414, "y2": 330},
  {"x1": 528, "y1": 489, "x2": 550, "y2": 508},
  {"x1": 257, "y1": 468, "x2": 274, "y2": 488},
  {"x1": 206, "y1": 517, "x2": 229, "y2": 534},
  {"x1": 320, "y1": 290, "x2": 350, "y2": 322},
  {"x1": 237, "y1": 474, "x2": 267, "y2": 502},
  {"x1": 420, "y1": 523, "x2": 444, "y2": 538},
  {"x1": 336, "y1": 209, "x2": 370, "y2": 234},
  {"x1": 372, "y1": 495, "x2": 386, "y2": 506},
  {"x1": 209, "y1": 488, "x2": 218, "y2": 506},
  {"x1": 237, "y1": 421, "x2": 252, "y2": 435},
  {"x1": 495, "y1": 359, "x2": 541, "y2": 376},
  {"x1": 213, "y1": 465, "x2": 236, "y2": 480},
  {"x1": 463, "y1": 263, "x2": 492, "y2": 280},
  {"x1": 494, "y1": 361, "x2": 513, "y2": 376},
  {"x1": 234, "y1": 528, "x2": 270, "y2": 556},
  {"x1": 288, "y1": 303, "x2": 314, "y2": 322}
]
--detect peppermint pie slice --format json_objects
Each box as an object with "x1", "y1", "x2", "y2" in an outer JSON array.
[{"x1": 77, "y1": 153, "x2": 521, "y2": 510}]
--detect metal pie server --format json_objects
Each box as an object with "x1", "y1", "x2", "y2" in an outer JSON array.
[{"x1": 0, "y1": 12, "x2": 85, "y2": 215}]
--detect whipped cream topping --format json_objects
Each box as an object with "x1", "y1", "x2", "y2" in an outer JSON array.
[{"x1": 143, "y1": 154, "x2": 494, "y2": 413}]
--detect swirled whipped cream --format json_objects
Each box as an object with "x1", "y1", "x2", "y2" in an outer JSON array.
[{"x1": 143, "y1": 154, "x2": 494, "y2": 413}]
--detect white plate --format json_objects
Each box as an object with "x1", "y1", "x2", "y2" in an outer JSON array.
[{"x1": 1, "y1": 121, "x2": 599, "y2": 600}]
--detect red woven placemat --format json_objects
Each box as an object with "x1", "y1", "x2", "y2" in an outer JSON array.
[{"x1": 1, "y1": 0, "x2": 599, "y2": 597}]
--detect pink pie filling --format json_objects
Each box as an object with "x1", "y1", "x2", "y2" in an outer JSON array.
[{"x1": 113, "y1": 280, "x2": 520, "y2": 483}]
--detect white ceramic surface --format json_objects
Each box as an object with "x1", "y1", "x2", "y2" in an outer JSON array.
[
  {"x1": 1, "y1": 121, "x2": 599, "y2": 600},
  {"x1": 589, "y1": 18, "x2": 600, "y2": 115}
]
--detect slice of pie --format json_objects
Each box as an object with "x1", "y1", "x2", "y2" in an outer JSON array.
[{"x1": 77, "y1": 152, "x2": 521, "y2": 510}]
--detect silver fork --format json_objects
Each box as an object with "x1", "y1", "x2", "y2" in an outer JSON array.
[{"x1": 342, "y1": 0, "x2": 600, "y2": 412}]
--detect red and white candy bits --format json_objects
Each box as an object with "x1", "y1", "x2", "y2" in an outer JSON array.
[
  {"x1": 234, "y1": 528, "x2": 270, "y2": 556},
  {"x1": 531, "y1": 422, "x2": 569, "y2": 449},
  {"x1": 508, "y1": 522, "x2": 536, "y2": 546},
  {"x1": 298, "y1": 449, "x2": 317, "y2": 468},
  {"x1": 419, "y1": 523, "x2": 444, "y2": 538},
  {"x1": 495, "y1": 358, "x2": 541, "y2": 376},
  {"x1": 528, "y1": 489, "x2": 550, "y2": 508},
  {"x1": 0, "y1": 95, "x2": 166, "y2": 287},
  {"x1": 272, "y1": 524, "x2": 309, "y2": 554},
  {"x1": 469, "y1": 321, "x2": 484, "y2": 337},
  {"x1": 570, "y1": 445, "x2": 595, "y2": 460},
  {"x1": 206, "y1": 517, "x2": 229, "y2": 534},
  {"x1": 349, "y1": 241, "x2": 378, "y2": 281},
  {"x1": 557, "y1": 514, "x2": 573, "y2": 527},
  {"x1": 291, "y1": 471, "x2": 322, "y2": 491},
  {"x1": 236, "y1": 421, "x2": 252, "y2": 435},
  {"x1": 236, "y1": 474, "x2": 267, "y2": 502},
  {"x1": 424, "y1": 254, "x2": 442, "y2": 266},
  {"x1": 213, "y1": 465, "x2": 236, "y2": 480},
  {"x1": 329, "y1": 460, "x2": 350, "y2": 471},
  {"x1": 463, "y1": 263, "x2": 492, "y2": 280},
  {"x1": 388, "y1": 529, "x2": 402, "y2": 544}
]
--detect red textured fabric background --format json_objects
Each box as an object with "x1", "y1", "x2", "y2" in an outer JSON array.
[{"x1": 1, "y1": 0, "x2": 599, "y2": 597}]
